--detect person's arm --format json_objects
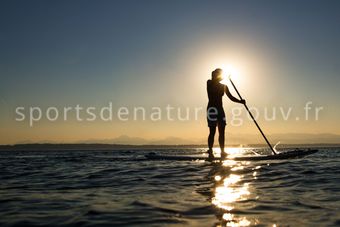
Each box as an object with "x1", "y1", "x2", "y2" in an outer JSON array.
[{"x1": 225, "y1": 85, "x2": 246, "y2": 104}]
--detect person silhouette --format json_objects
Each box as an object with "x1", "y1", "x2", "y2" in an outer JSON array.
[{"x1": 207, "y1": 68, "x2": 245, "y2": 159}]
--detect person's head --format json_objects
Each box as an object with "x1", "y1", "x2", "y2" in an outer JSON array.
[{"x1": 212, "y1": 68, "x2": 223, "y2": 81}]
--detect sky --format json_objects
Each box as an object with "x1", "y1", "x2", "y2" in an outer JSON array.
[{"x1": 1, "y1": 0, "x2": 340, "y2": 144}]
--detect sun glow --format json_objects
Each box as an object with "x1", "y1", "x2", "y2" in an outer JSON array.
[
  {"x1": 218, "y1": 64, "x2": 240, "y2": 85},
  {"x1": 205, "y1": 56, "x2": 248, "y2": 91}
]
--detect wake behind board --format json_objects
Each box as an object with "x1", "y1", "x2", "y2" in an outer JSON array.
[{"x1": 145, "y1": 149, "x2": 318, "y2": 161}]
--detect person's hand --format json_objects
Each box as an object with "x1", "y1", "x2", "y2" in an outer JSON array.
[{"x1": 240, "y1": 99, "x2": 246, "y2": 105}]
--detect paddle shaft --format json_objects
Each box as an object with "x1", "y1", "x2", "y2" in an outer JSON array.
[{"x1": 229, "y1": 78, "x2": 277, "y2": 155}]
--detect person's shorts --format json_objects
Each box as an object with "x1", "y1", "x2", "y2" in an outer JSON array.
[{"x1": 207, "y1": 107, "x2": 226, "y2": 127}]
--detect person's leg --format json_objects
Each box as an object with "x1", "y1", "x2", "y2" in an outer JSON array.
[
  {"x1": 208, "y1": 126, "x2": 216, "y2": 158},
  {"x1": 218, "y1": 123, "x2": 226, "y2": 158}
]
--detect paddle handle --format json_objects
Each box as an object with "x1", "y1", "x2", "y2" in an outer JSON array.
[{"x1": 229, "y1": 78, "x2": 277, "y2": 155}]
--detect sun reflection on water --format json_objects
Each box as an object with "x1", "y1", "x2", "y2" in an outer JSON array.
[
  {"x1": 209, "y1": 147, "x2": 280, "y2": 226},
  {"x1": 211, "y1": 147, "x2": 255, "y2": 226},
  {"x1": 212, "y1": 147, "x2": 245, "y2": 157},
  {"x1": 212, "y1": 173, "x2": 250, "y2": 211}
]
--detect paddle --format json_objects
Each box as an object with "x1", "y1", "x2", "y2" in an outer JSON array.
[{"x1": 228, "y1": 77, "x2": 277, "y2": 155}]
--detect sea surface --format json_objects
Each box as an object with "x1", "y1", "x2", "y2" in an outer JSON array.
[{"x1": 0, "y1": 147, "x2": 339, "y2": 227}]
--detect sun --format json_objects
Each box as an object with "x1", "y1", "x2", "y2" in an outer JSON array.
[{"x1": 219, "y1": 64, "x2": 239, "y2": 85}]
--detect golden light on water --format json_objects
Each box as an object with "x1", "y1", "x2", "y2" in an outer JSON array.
[
  {"x1": 230, "y1": 166, "x2": 244, "y2": 171},
  {"x1": 212, "y1": 173, "x2": 250, "y2": 211},
  {"x1": 212, "y1": 147, "x2": 254, "y2": 226},
  {"x1": 223, "y1": 215, "x2": 251, "y2": 227},
  {"x1": 226, "y1": 147, "x2": 243, "y2": 155},
  {"x1": 215, "y1": 175, "x2": 222, "y2": 181},
  {"x1": 210, "y1": 148, "x2": 279, "y2": 225},
  {"x1": 212, "y1": 147, "x2": 245, "y2": 158}
]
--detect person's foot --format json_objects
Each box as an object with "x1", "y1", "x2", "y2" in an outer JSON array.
[
  {"x1": 221, "y1": 151, "x2": 227, "y2": 159},
  {"x1": 207, "y1": 149, "x2": 215, "y2": 159}
]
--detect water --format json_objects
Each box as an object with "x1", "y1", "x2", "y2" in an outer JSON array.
[{"x1": 0, "y1": 147, "x2": 339, "y2": 226}]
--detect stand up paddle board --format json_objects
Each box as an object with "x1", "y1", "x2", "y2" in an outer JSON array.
[{"x1": 145, "y1": 149, "x2": 318, "y2": 161}]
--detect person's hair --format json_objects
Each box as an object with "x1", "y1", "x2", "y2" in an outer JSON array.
[{"x1": 212, "y1": 68, "x2": 222, "y2": 80}]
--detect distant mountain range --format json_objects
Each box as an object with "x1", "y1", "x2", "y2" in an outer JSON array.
[
  {"x1": 3, "y1": 133, "x2": 340, "y2": 147},
  {"x1": 76, "y1": 135, "x2": 197, "y2": 145},
  {"x1": 77, "y1": 133, "x2": 340, "y2": 145}
]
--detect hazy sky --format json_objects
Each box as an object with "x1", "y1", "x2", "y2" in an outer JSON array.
[{"x1": 1, "y1": 0, "x2": 340, "y2": 144}]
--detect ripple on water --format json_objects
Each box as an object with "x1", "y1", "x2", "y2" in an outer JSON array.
[{"x1": 0, "y1": 148, "x2": 339, "y2": 226}]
